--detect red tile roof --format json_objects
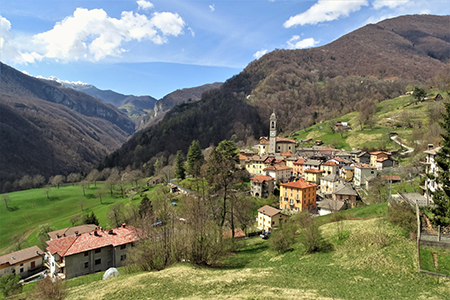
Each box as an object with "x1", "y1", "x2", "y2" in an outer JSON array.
[
  {"x1": 263, "y1": 165, "x2": 292, "y2": 171},
  {"x1": 304, "y1": 169, "x2": 324, "y2": 173},
  {"x1": 281, "y1": 180, "x2": 318, "y2": 189},
  {"x1": 46, "y1": 225, "x2": 139, "y2": 257},
  {"x1": 251, "y1": 175, "x2": 274, "y2": 183},
  {"x1": 293, "y1": 158, "x2": 306, "y2": 165},
  {"x1": 260, "y1": 137, "x2": 296, "y2": 145},
  {"x1": 355, "y1": 163, "x2": 377, "y2": 169},
  {"x1": 280, "y1": 152, "x2": 293, "y2": 157},
  {"x1": 370, "y1": 151, "x2": 391, "y2": 156},
  {"x1": 223, "y1": 228, "x2": 246, "y2": 239},
  {"x1": 322, "y1": 161, "x2": 339, "y2": 166},
  {"x1": 376, "y1": 157, "x2": 392, "y2": 162}
]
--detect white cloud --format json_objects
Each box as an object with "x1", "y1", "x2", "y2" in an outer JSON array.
[
  {"x1": 372, "y1": 0, "x2": 410, "y2": 10},
  {"x1": 287, "y1": 36, "x2": 319, "y2": 49},
  {"x1": 209, "y1": 5, "x2": 215, "y2": 12},
  {"x1": 284, "y1": 0, "x2": 368, "y2": 27},
  {"x1": 253, "y1": 49, "x2": 268, "y2": 59},
  {"x1": 31, "y1": 8, "x2": 185, "y2": 62},
  {"x1": 0, "y1": 15, "x2": 42, "y2": 64},
  {"x1": 137, "y1": 0, "x2": 154, "y2": 10}
]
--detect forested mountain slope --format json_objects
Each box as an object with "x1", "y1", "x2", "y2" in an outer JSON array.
[{"x1": 0, "y1": 62, "x2": 134, "y2": 189}]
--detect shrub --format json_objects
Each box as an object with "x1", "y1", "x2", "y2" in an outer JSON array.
[
  {"x1": 0, "y1": 274, "x2": 22, "y2": 297},
  {"x1": 34, "y1": 277, "x2": 67, "y2": 300},
  {"x1": 269, "y1": 221, "x2": 297, "y2": 254},
  {"x1": 388, "y1": 201, "x2": 417, "y2": 238}
]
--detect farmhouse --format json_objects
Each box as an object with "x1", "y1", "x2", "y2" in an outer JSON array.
[
  {"x1": 257, "y1": 205, "x2": 288, "y2": 232},
  {"x1": 0, "y1": 246, "x2": 44, "y2": 279},
  {"x1": 46, "y1": 224, "x2": 139, "y2": 280}
]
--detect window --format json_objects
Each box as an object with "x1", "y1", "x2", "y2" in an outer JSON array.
[
  {"x1": 84, "y1": 251, "x2": 88, "y2": 257},
  {"x1": 95, "y1": 248, "x2": 101, "y2": 254},
  {"x1": 121, "y1": 255, "x2": 127, "y2": 261},
  {"x1": 20, "y1": 268, "x2": 24, "y2": 273},
  {"x1": 84, "y1": 262, "x2": 89, "y2": 268},
  {"x1": 120, "y1": 244, "x2": 126, "y2": 250},
  {"x1": 20, "y1": 263, "x2": 23, "y2": 267},
  {"x1": 95, "y1": 259, "x2": 101, "y2": 265}
]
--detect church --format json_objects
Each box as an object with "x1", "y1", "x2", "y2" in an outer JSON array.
[{"x1": 258, "y1": 111, "x2": 296, "y2": 155}]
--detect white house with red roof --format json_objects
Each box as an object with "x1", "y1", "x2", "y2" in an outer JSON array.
[{"x1": 46, "y1": 224, "x2": 139, "y2": 279}]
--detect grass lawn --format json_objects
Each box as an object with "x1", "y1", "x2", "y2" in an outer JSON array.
[
  {"x1": 60, "y1": 215, "x2": 450, "y2": 300},
  {"x1": 0, "y1": 183, "x2": 147, "y2": 254}
]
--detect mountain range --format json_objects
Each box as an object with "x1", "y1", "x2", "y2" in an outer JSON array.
[
  {"x1": 101, "y1": 14, "x2": 450, "y2": 171},
  {"x1": 1, "y1": 14, "x2": 449, "y2": 190}
]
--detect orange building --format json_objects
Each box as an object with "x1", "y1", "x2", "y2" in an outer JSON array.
[
  {"x1": 279, "y1": 180, "x2": 318, "y2": 212},
  {"x1": 293, "y1": 158, "x2": 306, "y2": 176}
]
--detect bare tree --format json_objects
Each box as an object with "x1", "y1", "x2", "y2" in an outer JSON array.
[
  {"x1": 2, "y1": 194, "x2": 10, "y2": 209},
  {"x1": 67, "y1": 173, "x2": 82, "y2": 186},
  {"x1": 86, "y1": 169, "x2": 100, "y2": 187},
  {"x1": 50, "y1": 175, "x2": 65, "y2": 189},
  {"x1": 32, "y1": 175, "x2": 46, "y2": 188}
]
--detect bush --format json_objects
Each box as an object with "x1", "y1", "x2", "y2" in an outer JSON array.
[
  {"x1": 388, "y1": 201, "x2": 417, "y2": 238},
  {"x1": 34, "y1": 277, "x2": 67, "y2": 300},
  {"x1": 0, "y1": 274, "x2": 22, "y2": 297},
  {"x1": 269, "y1": 221, "x2": 297, "y2": 254},
  {"x1": 294, "y1": 211, "x2": 333, "y2": 254}
]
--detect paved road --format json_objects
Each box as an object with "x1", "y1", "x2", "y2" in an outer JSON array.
[{"x1": 391, "y1": 135, "x2": 414, "y2": 155}]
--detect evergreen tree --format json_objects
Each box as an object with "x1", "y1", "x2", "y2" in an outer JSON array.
[
  {"x1": 186, "y1": 140, "x2": 204, "y2": 177},
  {"x1": 83, "y1": 212, "x2": 100, "y2": 226},
  {"x1": 428, "y1": 101, "x2": 450, "y2": 225},
  {"x1": 412, "y1": 86, "x2": 427, "y2": 104},
  {"x1": 175, "y1": 150, "x2": 186, "y2": 180}
]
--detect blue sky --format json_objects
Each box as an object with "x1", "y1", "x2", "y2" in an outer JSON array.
[{"x1": 1, "y1": 0, "x2": 449, "y2": 99}]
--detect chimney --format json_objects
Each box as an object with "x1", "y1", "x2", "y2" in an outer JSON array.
[
  {"x1": 121, "y1": 223, "x2": 126, "y2": 228},
  {"x1": 428, "y1": 144, "x2": 434, "y2": 150},
  {"x1": 74, "y1": 231, "x2": 79, "y2": 236}
]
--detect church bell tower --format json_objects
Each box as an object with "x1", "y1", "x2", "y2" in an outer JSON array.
[{"x1": 269, "y1": 110, "x2": 277, "y2": 154}]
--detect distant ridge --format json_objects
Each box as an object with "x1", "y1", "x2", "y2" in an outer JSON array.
[
  {"x1": 102, "y1": 14, "x2": 450, "y2": 171},
  {"x1": 0, "y1": 62, "x2": 135, "y2": 188}
]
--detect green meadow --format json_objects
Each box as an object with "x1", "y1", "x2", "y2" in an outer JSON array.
[
  {"x1": 0, "y1": 183, "x2": 149, "y2": 254},
  {"x1": 290, "y1": 91, "x2": 446, "y2": 151},
  {"x1": 59, "y1": 208, "x2": 450, "y2": 299}
]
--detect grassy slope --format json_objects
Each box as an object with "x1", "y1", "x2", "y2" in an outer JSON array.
[
  {"x1": 60, "y1": 206, "x2": 450, "y2": 300},
  {"x1": 0, "y1": 183, "x2": 150, "y2": 254},
  {"x1": 290, "y1": 91, "x2": 446, "y2": 151}
]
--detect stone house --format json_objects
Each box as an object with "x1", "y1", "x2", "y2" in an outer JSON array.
[{"x1": 250, "y1": 175, "x2": 275, "y2": 198}]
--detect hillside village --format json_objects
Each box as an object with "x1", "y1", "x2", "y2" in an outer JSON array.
[{"x1": 1, "y1": 106, "x2": 444, "y2": 290}]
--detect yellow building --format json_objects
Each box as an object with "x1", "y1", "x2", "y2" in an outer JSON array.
[
  {"x1": 304, "y1": 169, "x2": 324, "y2": 184},
  {"x1": 280, "y1": 180, "x2": 318, "y2": 212},
  {"x1": 369, "y1": 151, "x2": 391, "y2": 167},
  {"x1": 257, "y1": 205, "x2": 288, "y2": 232},
  {"x1": 244, "y1": 155, "x2": 267, "y2": 176}
]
